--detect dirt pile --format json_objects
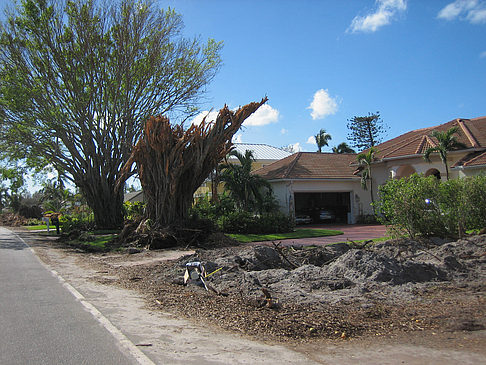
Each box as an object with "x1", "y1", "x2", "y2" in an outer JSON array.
[
  {"x1": 158, "y1": 236, "x2": 484, "y2": 308},
  {"x1": 100, "y1": 234, "x2": 485, "y2": 341}
]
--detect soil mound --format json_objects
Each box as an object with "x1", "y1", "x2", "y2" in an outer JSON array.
[
  {"x1": 161, "y1": 235, "x2": 486, "y2": 307},
  {"x1": 326, "y1": 249, "x2": 447, "y2": 285},
  {"x1": 100, "y1": 233, "x2": 485, "y2": 341}
]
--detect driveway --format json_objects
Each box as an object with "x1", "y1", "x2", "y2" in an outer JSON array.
[{"x1": 253, "y1": 224, "x2": 388, "y2": 246}]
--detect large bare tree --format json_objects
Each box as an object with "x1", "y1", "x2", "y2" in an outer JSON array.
[{"x1": 0, "y1": 0, "x2": 222, "y2": 228}]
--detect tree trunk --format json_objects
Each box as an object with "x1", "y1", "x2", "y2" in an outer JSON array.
[
  {"x1": 77, "y1": 173, "x2": 125, "y2": 229},
  {"x1": 369, "y1": 174, "x2": 376, "y2": 216},
  {"x1": 210, "y1": 168, "x2": 220, "y2": 203},
  {"x1": 444, "y1": 161, "x2": 450, "y2": 181}
]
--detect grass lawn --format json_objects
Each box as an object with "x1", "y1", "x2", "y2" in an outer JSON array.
[
  {"x1": 80, "y1": 235, "x2": 116, "y2": 249},
  {"x1": 66, "y1": 234, "x2": 118, "y2": 252},
  {"x1": 23, "y1": 225, "x2": 49, "y2": 230},
  {"x1": 228, "y1": 228, "x2": 344, "y2": 243}
]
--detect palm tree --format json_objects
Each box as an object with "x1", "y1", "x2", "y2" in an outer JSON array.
[
  {"x1": 332, "y1": 142, "x2": 355, "y2": 154},
  {"x1": 220, "y1": 150, "x2": 272, "y2": 212},
  {"x1": 423, "y1": 126, "x2": 466, "y2": 180},
  {"x1": 315, "y1": 129, "x2": 332, "y2": 153},
  {"x1": 357, "y1": 147, "x2": 378, "y2": 215}
]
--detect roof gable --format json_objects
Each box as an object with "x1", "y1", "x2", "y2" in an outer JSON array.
[{"x1": 372, "y1": 116, "x2": 486, "y2": 160}]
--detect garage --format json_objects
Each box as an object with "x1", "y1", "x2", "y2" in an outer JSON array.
[{"x1": 294, "y1": 192, "x2": 351, "y2": 224}]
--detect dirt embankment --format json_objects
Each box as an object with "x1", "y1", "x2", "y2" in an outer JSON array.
[{"x1": 80, "y1": 235, "x2": 486, "y2": 342}]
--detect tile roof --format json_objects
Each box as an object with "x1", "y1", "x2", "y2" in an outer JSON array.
[
  {"x1": 230, "y1": 143, "x2": 292, "y2": 160},
  {"x1": 371, "y1": 116, "x2": 486, "y2": 160},
  {"x1": 124, "y1": 190, "x2": 144, "y2": 202},
  {"x1": 253, "y1": 152, "x2": 359, "y2": 180},
  {"x1": 452, "y1": 150, "x2": 486, "y2": 168}
]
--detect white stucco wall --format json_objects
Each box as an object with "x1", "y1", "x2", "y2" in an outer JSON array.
[
  {"x1": 374, "y1": 151, "x2": 475, "y2": 185},
  {"x1": 456, "y1": 166, "x2": 486, "y2": 177},
  {"x1": 269, "y1": 179, "x2": 372, "y2": 223}
]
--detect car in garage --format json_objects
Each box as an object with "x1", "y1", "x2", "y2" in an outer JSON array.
[
  {"x1": 295, "y1": 214, "x2": 312, "y2": 225},
  {"x1": 319, "y1": 209, "x2": 335, "y2": 221}
]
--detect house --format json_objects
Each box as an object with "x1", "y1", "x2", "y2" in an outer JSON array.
[
  {"x1": 253, "y1": 152, "x2": 365, "y2": 224},
  {"x1": 254, "y1": 116, "x2": 486, "y2": 223},
  {"x1": 367, "y1": 116, "x2": 486, "y2": 183},
  {"x1": 124, "y1": 190, "x2": 144, "y2": 203}
]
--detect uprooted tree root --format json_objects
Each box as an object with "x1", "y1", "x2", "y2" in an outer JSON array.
[{"x1": 117, "y1": 218, "x2": 238, "y2": 250}]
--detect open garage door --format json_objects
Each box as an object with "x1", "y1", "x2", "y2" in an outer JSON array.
[{"x1": 294, "y1": 192, "x2": 351, "y2": 224}]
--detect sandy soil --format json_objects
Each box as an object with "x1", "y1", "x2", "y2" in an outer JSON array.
[{"x1": 15, "y1": 228, "x2": 486, "y2": 365}]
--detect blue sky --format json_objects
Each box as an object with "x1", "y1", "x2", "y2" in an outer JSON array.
[{"x1": 163, "y1": 0, "x2": 486, "y2": 152}]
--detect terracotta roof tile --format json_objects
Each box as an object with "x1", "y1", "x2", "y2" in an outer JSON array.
[
  {"x1": 371, "y1": 116, "x2": 486, "y2": 160},
  {"x1": 452, "y1": 150, "x2": 486, "y2": 168},
  {"x1": 253, "y1": 152, "x2": 358, "y2": 180}
]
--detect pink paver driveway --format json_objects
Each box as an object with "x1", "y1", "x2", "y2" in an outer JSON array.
[{"x1": 251, "y1": 224, "x2": 388, "y2": 247}]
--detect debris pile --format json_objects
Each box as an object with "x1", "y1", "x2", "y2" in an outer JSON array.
[
  {"x1": 0, "y1": 213, "x2": 30, "y2": 226},
  {"x1": 109, "y1": 234, "x2": 486, "y2": 340},
  {"x1": 165, "y1": 235, "x2": 486, "y2": 308}
]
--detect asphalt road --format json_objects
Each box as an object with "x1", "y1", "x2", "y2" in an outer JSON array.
[{"x1": 0, "y1": 227, "x2": 142, "y2": 365}]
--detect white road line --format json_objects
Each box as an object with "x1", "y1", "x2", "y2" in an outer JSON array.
[{"x1": 11, "y1": 230, "x2": 156, "y2": 365}]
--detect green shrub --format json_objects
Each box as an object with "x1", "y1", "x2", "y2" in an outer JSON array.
[
  {"x1": 191, "y1": 195, "x2": 236, "y2": 221},
  {"x1": 376, "y1": 174, "x2": 486, "y2": 238},
  {"x1": 123, "y1": 201, "x2": 146, "y2": 220},
  {"x1": 26, "y1": 218, "x2": 43, "y2": 226},
  {"x1": 218, "y1": 211, "x2": 294, "y2": 234},
  {"x1": 459, "y1": 175, "x2": 486, "y2": 231},
  {"x1": 376, "y1": 174, "x2": 445, "y2": 237},
  {"x1": 60, "y1": 215, "x2": 95, "y2": 234}
]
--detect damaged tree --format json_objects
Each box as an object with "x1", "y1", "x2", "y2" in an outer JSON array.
[
  {"x1": 119, "y1": 98, "x2": 267, "y2": 246},
  {"x1": 0, "y1": 0, "x2": 222, "y2": 229}
]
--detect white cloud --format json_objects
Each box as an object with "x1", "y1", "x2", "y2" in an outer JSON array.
[
  {"x1": 307, "y1": 89, "x2": 338, "y2": 120},
  {"x1": 243, "y1": 104, "x2": 279, "y2": 126},
  {"x1": 348, "y1": 0, "x2": 407, "y2": 33},
  {"x1": 291, "y1": 142, "x2": 303, "y2": 152},
  {"x1": 468, "y1": 7, "x2": 486, "y2": 22},
  {"x1": 281, "y1": 128, "x2": 288, "y2": 135},
  {"x1": 306, "y1": 136, "x2": 316, "y2": 145},
  {"x1": 437, "y1": 0, "x2": 474, "y2": 20},
  {"x1": 438, "y1": 0, "x2": 486, "y2": 24},
  {"x1": 190, "y1": 110, "x2": 219, "y2": 126}
]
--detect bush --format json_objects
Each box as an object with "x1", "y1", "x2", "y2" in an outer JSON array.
[
  {"x1": 219, "y1": 211, "x2": 295, "y2": 234},
  {"x1": 60, "y1": 215, "x2": 95, "y2": 235},
  {"x1": 123, "y1": 201, "x2": 145, "y2": 220},
  {"x1": 192, "y1": 194, "x2": 294, "y2": 234},
  {"x1": 376, "y1": 174, "x2": 486, "y2": 238},
  {"x1": 459, "y1": 175, "x2": 486, "y2": 231},
  {"x1": 191, "y1": 194, "x2": 236, "y2": 222},
  {"x1": 26, "y1": 218, "x2": 43, "y2": 226},
  {"x1": 17, "y1": 203, "x2": 42, "y2": 219}
]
